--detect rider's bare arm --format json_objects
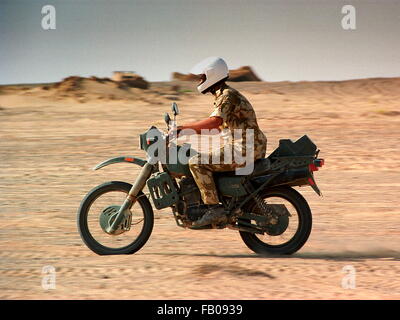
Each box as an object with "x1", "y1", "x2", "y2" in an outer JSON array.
[{"x1": 177, "y1": 116, "x2": 223, "y2": 135}]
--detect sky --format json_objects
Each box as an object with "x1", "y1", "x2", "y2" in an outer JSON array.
[{"x1": 1, "y1": 0, "x2": 400, "y2": 84}]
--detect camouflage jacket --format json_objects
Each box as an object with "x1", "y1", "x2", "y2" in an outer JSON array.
[{"x1": 209, "y1": 83, "x2": 267, "y2": 160}]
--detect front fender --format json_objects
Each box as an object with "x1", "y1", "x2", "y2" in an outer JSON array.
[{"x1": 93, "y1": 156, "x2": 147, "y2": 170}]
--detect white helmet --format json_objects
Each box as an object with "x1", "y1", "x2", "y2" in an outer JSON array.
[{"x1": 190, "y1": 57, "x2": 229, "y2": 93}]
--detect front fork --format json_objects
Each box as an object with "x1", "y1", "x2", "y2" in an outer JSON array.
[{"x1": 106, "y1": 162, "x2": 154, "y2": 233}]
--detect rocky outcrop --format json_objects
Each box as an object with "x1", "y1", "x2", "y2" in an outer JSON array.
[
  {"x1": 112, "y1": 72, "x2": 149, "y2": 89},
  {"x1": 228, "y1": 66, "x2": 262, "y2": 82},
  {"x1": 52, "y1": 76, "x2": 83, "y2": 92},
  {"x1": 117, "y1": 77, "x2": 149, "y2": 90},
  {"x1": 171, "y1": 72, "x2": 201, "y2": 82},
  {"x1": 44, "y1": 73, "x2": 149, "y2": 97}
]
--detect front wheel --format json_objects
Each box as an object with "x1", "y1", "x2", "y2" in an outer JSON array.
[
  {"x1": 77, "y1": 181, "x2": 154, "y2": 255},
  {"x1": 239, "y1": 186, "x2": 312, "y2": 255}
]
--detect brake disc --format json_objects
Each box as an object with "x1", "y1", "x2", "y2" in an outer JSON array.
[
  {"x1": 99, "y1": 205, "x2": 132, "y2": 235},
  {"x1": 263, "y1": 204, "x2": 290, "y2": 236}
]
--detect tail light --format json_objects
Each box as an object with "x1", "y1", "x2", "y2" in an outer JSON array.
[
  {"x1": 315, "y1": 159, "x2": 324, "y2": 167},
  {"x1": 308, "y1": 158, "x2": 323, "y2": 196},
  {"x1": 310, "y1": 158, "x2": 324, "y2": 172}
]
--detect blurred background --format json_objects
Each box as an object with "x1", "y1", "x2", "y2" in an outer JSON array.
[{"x1": 1, "y1": 0, "x2": 400, "y2": 84}]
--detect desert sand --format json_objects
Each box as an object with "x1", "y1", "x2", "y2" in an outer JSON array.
[{"x1": 0, "y1": 76, "x2": 399, "y2": 299}]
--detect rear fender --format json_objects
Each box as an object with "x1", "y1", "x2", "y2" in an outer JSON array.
[{"x1": 93, "y1": 156, "x2": 147, "y2": 170}]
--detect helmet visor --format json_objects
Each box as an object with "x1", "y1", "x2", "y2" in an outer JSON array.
[{"x1": 198, "y1": 74, "x2": 207, "y2": 86}]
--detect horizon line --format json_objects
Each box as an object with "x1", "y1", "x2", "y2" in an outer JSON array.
[{"x1": 1, "y1": 75, "x2": 400, "y2": 87}]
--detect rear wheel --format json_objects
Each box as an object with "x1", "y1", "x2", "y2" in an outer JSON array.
[
  {"x1": 239, "y1": 186, "x2": 312, "y2": 255},
  {"x1": 77, "y1": 181, "x2": 154, "y2": 255}
]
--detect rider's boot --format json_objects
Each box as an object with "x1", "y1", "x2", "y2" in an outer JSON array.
[{"x1": 192, "y1": 204, "x2": 227, "y2": 227}]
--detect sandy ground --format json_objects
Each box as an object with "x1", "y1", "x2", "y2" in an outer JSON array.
[{"x1": 0, "y1": 78, "x2": 399, "y2": 299}]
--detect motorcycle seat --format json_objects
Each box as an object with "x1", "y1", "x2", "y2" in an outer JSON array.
[{"x1": 251, "y1": 158, "x2": 271, "y2": 176}]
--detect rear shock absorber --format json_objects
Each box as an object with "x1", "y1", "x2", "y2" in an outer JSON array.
[
  {"x1": 254, "y1": 193, "x2": 282, "y2": 226},
  {"x1": 254, "y1": 193, "x2": 273, "y2": 216}
]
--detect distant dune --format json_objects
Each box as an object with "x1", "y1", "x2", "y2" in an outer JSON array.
[{"x1": 1, "y1": 74, "x2": 400, "y2": 110}]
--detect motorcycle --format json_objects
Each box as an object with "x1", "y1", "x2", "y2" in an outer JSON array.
[{"x1": 77, "y1": 102, "x2": 324, "y2": 255}]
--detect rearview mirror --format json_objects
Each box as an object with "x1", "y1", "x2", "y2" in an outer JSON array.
[
  {"x1": 172, "y1": 102, "x2": 179, "y2": 116},
  {"x1": 164, "y1": 112, "x2": 171, "y2": 125}
]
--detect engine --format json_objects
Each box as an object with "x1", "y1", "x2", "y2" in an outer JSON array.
[{"x1": 174, "y1": 177, "x2": 203, "y2": 223}]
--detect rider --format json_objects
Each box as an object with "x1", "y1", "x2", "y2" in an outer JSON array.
[{"x1": 174, "y1": 57, "x2": 267, "y2": 227}]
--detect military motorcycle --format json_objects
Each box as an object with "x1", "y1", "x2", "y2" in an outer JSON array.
[{"x1": 77, "y1": 102, "x2": 324, "y2": 255}]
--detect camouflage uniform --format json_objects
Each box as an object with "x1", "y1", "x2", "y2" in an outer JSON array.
[{"x1": 189, "y1": 84, "x2": 267, "y2": 204}]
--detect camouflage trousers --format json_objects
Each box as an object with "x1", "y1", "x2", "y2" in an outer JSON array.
[{"x1": 188, "y1": 145, "x2": 265, "y2": 205}]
